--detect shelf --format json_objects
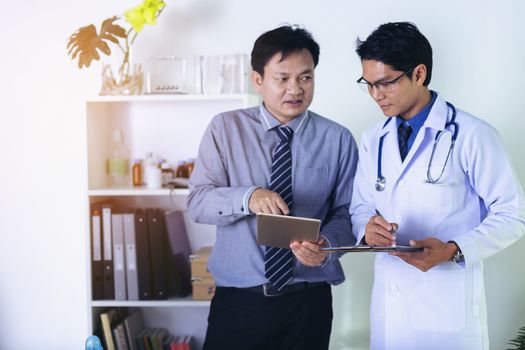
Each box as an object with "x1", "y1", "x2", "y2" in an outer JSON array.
[
  {"x1": 87, "y1": 93, "x2": 255, "y2": 103},
  {"x1": 91, "y1": 297, "x2": 210, "y2": 308},
  {"x1": 88, "y1": 187, "x2": 189, "y2": 196}
]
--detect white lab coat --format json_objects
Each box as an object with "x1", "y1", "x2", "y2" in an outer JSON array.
[{"x1": 350, "y1": 92, "x2": 525, "y2": 350}]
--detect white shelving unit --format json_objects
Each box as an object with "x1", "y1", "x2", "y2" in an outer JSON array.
[{"x1": 85, "y1": 93, "x2": 259, "y2": 349}]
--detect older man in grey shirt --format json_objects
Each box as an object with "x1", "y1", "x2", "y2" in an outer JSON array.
[{"x1": 187, "y1": 25, "x2": 358, "y2": 350}]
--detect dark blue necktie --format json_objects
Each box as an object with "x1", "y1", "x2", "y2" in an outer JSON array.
[
  {"x1": 398, "y1": 122, "x2": 413, "y2": 161},
  {"x1": 264, "y1": 125, "x2": 294, "y2": 291}
]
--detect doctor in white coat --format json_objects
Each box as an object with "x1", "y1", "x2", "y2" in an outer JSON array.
[{"x1": 350, "y1": 22, "x2": 525, "y2": 349}]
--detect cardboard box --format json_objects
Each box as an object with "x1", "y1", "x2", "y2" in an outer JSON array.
[
  {"x1": 192, "y1": 277, "x2": 215, "y2": 300},
  {"x1": 190, "y1": 246, "x2": 213, "y2": 279}
]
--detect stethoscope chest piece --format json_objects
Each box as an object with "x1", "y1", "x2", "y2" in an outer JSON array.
[{"x1": 375, "y1": 176, "x2": 386, "y2": 191}]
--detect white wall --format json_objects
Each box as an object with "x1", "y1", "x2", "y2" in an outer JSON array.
[{"x1": 0, "y1": 0, "x2": 523, "y2": 349}]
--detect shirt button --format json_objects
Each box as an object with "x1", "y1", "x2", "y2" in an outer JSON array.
[
  {"x1": 218, "y1": 211, "x2": 223, "y2": 215},
  {"x1": 473, "y1": 305, "x2": 480, "y2": 318},
  {"x1": 390, "y1": 284, "x2": 399, "y2": 294},
  {"x1": 241, "y1": 207, "x2": 244, "y2": 212}
]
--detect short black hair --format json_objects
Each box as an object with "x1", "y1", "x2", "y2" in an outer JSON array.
[
  {"x1": 251, "y1": 25, "x2": 320, "y2": 76},
  {"x1": 356, "y1": 22, "x2": 433, "y2": 86}
]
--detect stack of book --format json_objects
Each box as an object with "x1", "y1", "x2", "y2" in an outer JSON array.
[
  {"x1": 99, "y1": 309, "x2": 194, "y2": 350},
  {"x1": 90, "y1": 206, "x2": 192, "y2": 301}
]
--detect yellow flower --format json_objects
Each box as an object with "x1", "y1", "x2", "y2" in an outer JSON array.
[
  {"x1": 67, "y1": 0, "x2": 166, "y2": 69},
  {"x1": 124, "y1": 0, "x2": 166, "y2": 33}
]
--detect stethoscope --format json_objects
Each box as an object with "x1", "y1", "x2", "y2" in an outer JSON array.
[{"x1": 375, "y1": 102, "x2": 459, "y2": 191}]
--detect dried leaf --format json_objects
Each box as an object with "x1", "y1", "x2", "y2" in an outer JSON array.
[{"x1": 66, "y1": 16, "x2": 127, "y2": 69}]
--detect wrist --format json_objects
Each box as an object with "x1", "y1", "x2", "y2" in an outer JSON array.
[{"x1": 447, "y1": 240, "x2": 464, "y2": 264}]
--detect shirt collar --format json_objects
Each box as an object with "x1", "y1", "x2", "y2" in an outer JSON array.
[
  {"x1": 396, "y1": 90, "x2": 437, "y2": 129},
  {"x1": 259, "y1": 104, "x2": 309, "y2": 134}
]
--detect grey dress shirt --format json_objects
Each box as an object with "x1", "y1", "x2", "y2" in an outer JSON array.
[{"x1": 187, "y1": 105, "x2": 358, "y2": 287}]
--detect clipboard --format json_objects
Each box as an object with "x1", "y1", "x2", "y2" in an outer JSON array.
[
  {"x1": 320, "y1": 245, "x2": 423, "y2": 253},
  {"x1": 256, "y1": 213, "x2": 320, "y2": 249}
]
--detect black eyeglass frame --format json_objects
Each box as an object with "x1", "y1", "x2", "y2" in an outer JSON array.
[{"x1": 356, "y1": 66, "x2": 416, "y2": 92}]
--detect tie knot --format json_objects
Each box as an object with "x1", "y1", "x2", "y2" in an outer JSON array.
[
  {"x1": 276, "y1": 125, "x2": 294, "y2": 143},
  {"x1": 398, "y1": 123, "x2": 412, "y2": 141}
]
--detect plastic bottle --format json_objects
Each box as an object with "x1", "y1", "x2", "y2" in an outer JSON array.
[
  {"x1": 107, "y1": 129, "x2": 130, "y2": 187},
  {"x1": 142, "y1": 152, "x2": 158, "y2": 186},
  {"x1": 132, "y1": 159, "x2": 143, "y2": 186},
  {"x1": 146, "y1": 166, "x2": 162, "y2": 188}
]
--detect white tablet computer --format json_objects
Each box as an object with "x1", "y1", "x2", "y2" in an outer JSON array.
[{"x1": 256, "y1": 213, "x2": 321, "y2": 249}]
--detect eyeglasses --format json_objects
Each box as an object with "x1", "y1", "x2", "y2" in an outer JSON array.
[{"x1": 356, "y1": 67, "x2": 415, "y2": 93}]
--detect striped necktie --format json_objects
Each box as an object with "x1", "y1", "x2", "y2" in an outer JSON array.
[
  {"x1": 264, "y1": 125, "x2": 294, "y2": 291},
  {"x1": 398, "y1": 122, "x2": 413, "y2": 161}
]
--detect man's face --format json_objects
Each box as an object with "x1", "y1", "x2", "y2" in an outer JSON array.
[
  {"x1": 252, "y1": 49, "x2": 315, "y2": 124},
  {"x1": 361, "y1": 59, "x2": 422, "y2": 119}
]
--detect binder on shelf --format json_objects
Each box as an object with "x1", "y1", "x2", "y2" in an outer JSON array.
[
  {"x1": 112, "y1": 213, "x2": 127, "y2": 300},
  {"x1": 147, "y1": 208, "x2": 168, "y2": 300},
  {"x1": 91, "y1": 208, "x2": 104, "y2": 300},
  {"x1": 102, "y1": 204, "x2": 115, "y2": 299},
  {"x1": 164, "y1": 209, "x2": 192, "y2": 297},
  {"x1": 123, "y1": 213, "x2": 139, "y2": 300},
  {"x1": 135, "y1": 208, "x2": 153, "y2": 300}
]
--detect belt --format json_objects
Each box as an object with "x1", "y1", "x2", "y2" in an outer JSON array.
[{"x1": 239, "y1": 282, "x2": 327, "y2": 297}]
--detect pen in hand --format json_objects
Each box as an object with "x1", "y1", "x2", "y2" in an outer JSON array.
[{"x1": 375, "y1": 209, "x2": 397, "y2": 246}]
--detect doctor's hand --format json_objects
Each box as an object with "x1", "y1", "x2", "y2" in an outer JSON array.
[
  {"x1": 290, "y1": 237, "x2": 328, "y2": 267},
  {"x1": 390, "y1": 237, "x2": 457, "y2": 272},
  {"x1": 249, "y1": 188, "x2": 290, "y2": 215},
  {"x1": 364, "y1": 215, "x2": 398, "y2": 246}
]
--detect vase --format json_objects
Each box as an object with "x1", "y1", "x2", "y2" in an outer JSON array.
[{"x1": 100, "y1": 63, "x2": 143, "y2": 96}]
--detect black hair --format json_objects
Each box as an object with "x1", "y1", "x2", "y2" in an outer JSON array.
[
  {"x1": 251, "y1": 25, "x2": 320, "y2": 76},
  {"x1": 356, "y1": 22, "x2": 433, "y2": 86}
]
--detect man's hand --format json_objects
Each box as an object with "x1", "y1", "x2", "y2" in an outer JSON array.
[
  {"x1": 364, "y1": 215, "x2": 398, "y2": 246},
  {"x1": 249, "y1": 188, "x2": 290, "y2": 215},
  {"x1": 390, "y1": 237, "x2": 457, "y2": 272},
  {"x1": 290, "y1": 237, "x2": 328, "y2": 267}
]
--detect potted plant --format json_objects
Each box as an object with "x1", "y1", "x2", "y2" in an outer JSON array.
[
  {"x1": 509, "y1": 326, "x2": 525, "y2": 350},
  {"x1": 67, "y1": 0, "x2": 166, "y2": 95}
]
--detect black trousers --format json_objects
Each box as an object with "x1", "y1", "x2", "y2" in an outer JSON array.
[{"x1": 203, "y1": 284, "x2": 333, "y2": 350}]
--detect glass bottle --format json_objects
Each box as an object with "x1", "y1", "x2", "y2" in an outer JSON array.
[
  {"x1": 175, "y1": 160, "x2": 188, "y2": 178},
  {"x1": 185, "y1": 158, "x2": 196, "y2": 177},
  {"x1": 132, "y1": 159, "x2": 143, "y2": 186},
  {"x1": 107, "y1": 129, "x2": 130, "y2": 187},
  {"x1": 160, "y1": 162, "x2": 174, "y2": 186}
]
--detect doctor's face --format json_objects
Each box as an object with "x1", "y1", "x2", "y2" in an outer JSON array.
[
  {"x1": 360, "y1": 59, "x2": 424, "y2": 119},
  {"x1": 251, "y1": 49, "x2": 315, "y2": 124}
]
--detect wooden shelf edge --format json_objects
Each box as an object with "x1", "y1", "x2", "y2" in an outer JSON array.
[
  {"x1": 87, "y1": 93, "x2": 257, "y2": 103},
  {"x1": 88, "y1": 188, "x2": 189, "y2": 196},
  {"x1": 91, "y1": 298, "x2": 210, "y2": 307}
]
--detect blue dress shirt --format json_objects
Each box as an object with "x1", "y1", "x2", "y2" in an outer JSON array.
[
  {"x1": 396, "y1": 91, "x2": 437, "y2": 152},
  {"x1": 187, "y1": 104, "x2": 358, "y2": 288}
]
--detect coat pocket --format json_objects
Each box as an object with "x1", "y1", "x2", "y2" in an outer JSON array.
[{"x1": 407, "y1": 267, "x2": 466, "y2": 331}]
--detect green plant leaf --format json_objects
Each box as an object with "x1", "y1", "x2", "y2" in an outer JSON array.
[
  {"x1": 508, "y1": 326, "x2": 525, "y2": 350},
  {"x1": 67, "y1": 16, "x2": 127, "y2": 69}
]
